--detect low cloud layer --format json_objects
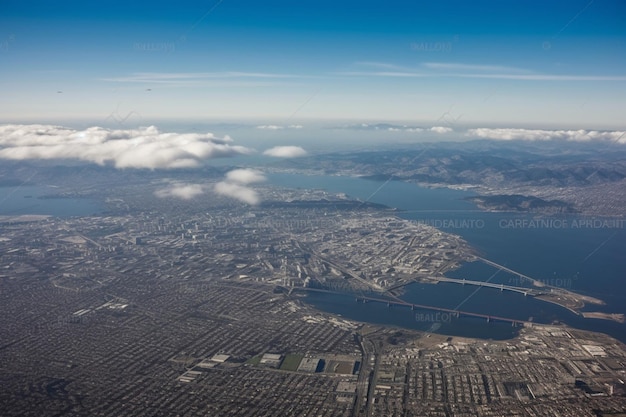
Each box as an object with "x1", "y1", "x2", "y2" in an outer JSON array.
[
  {"x1": 214, "y1": 168, "x2": 267, "y2": 205},
  {"x1": 0, "y1": 124, "x2": 253, "y2": 169},
  {"x1": 336, "y1": 123, "x2": 453, "y2": 133},
  {"x1": 155, "y1": 183, "x2": 205, "y2": 200},
  {"x1": 263, "y1": 146, "x2": 308, "y2": 158},
  {"x1": 429, "y1": 126, "x2": 453, "y2": 134},
  {"x1": 214, "y1": 182, "x2": 261, "y2": 205},
  {"x1": 256, "y1": 125, "x2": 303, "y2": 130},
  {"x1": 225, "y1": 168, "x2": 267, "y2": 184},
  {"x1": 344, "y1": 61, "x2": 626, "y2": 82},
  {"x1": 467, "y1": 128, "x2": 626, "y2": 143}
]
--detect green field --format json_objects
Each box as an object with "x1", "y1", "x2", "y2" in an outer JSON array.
[
  {"x1": 279, "y1": 354, "x2": 304, "y2": 371},
  {"x1": 246, "y1": 355, "x2": 262, "y2": 365}
]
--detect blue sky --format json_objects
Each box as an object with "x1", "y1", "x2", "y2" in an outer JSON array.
[{"x1": 1, "y1": 0, "x2": 625, "y2": 127}]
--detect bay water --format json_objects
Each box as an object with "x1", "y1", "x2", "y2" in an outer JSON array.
[{"x1": 268, "y1": 173, "x2": 626, "y2": 342}]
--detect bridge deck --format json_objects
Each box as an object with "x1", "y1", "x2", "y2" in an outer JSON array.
[
  {"x1": 427, "y1": 277, "x2": 543, "y2": 296},
  {"x1": 355, "y1": 295, "x2": 532, "y2": 326}
]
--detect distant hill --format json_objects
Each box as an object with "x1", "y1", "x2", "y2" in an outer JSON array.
[{"x1": 465, "y1": 195, "x2": 577, "y2": 213}]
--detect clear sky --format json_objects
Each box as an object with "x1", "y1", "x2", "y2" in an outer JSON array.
[{"x1": 1, "y1": 0, "x2": 625, "y2": 128}]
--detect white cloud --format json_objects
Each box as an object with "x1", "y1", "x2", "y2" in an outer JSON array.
[
  {"x1": 102, "y1": 71, "x2": 304, "y2": 83},
  {"x1": 338, "y1": 71, "x2": 428, "y2": 78},
  {"x1": 466, "y1": 128, "x2": 626, "y2": 143},
  {"x1": 339, "y1": 70, "x2": 626, "y2": 82},
  {"x1": 100, "y1": 72, "x2": 309, "y2": 87},
  {"x1": 387, "y1": 127, "x2": 412, "y2": 132},
  {"x1": 459, "y1": 74, "x2": 626, "y2": 81},
  {"x1": 336, "y1": 123, "x2": 455, "y2": 133},
  {"x1": 355, "y1": 61, "x2": 408, "y2": 70},
  {"x1": 214, "y1": 181, "x2": 261, "y2": 205},
  {"x1": 225, "y1": 168, "x2": 267, "y2": 185},
  {"x1": 256, "y1": 124, "x2": 303, "y2": 130},
  {"x1": 430, "y1": 126, "x2": 453, "y2": 134},
  {"x1": 155, "y1": 183, "x2": 205, "y2": 200},
  {"x1": 0, "y1": 124, "x2": 253, "y2": 169},
  {"x1": 422, "y1": 62, "x2": 529, "y2": 73},
  {"x1": 114, "y1": 71, "x2": 302, "y2": 80},
  {"x1": 213, "y1": 169, "x2": 266, "y2": 205},
  {"x1": 338, "y1": 61, "x2": 626, "y2": 82},
  {"x1": 262, "y1": 146, "x2": 308, "y2": 158}
]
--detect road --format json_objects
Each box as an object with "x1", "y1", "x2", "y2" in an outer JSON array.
[{"x1": 353, "y1": 329, "x2": 383, "y2": 417}]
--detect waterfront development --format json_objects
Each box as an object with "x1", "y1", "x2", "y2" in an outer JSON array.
[
  {"x1": 267, "y1": 172, "x2": 626, "y2": 342},
  {"x1": 3, "y1": 0, "x2": 626, "y2": 413},
  {"x1": 1, "y1": 165, "x2": 625, "y2": 415}
]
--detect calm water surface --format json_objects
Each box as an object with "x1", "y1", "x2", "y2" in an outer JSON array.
[
  {"x1": 268, "y1": 173, "x2": 626, "y2": 342},
  {"x1": 0, "y1": 185, "x2": 101, "y2": 217}
]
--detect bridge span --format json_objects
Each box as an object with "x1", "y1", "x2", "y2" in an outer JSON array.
[
  {"x1": 425, "y1": 276, "x2": 544, "y2": 296},
  {"x1": 289, "y1": 286, "x2": 533, "y2": 327},
  {"x1": 476, "y1": 257, "x2": 544, "y2": 287},
  {"x1": 354, "y1": 295, "x2": 533, "y2": 327}
]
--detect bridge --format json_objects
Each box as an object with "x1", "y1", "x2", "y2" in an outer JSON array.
[
  {"x1": 476, "y1": 257, "x2": 544, "y2": 287},
  {"x1": 425, "y1": 276, "x2": 544, "y2": 296},
  {"x1": 354, "y1": 295, "x2": 532, "y2": 327},
  {"x1": 290, "y1": 286, "x2": 533, "y2": 327}
]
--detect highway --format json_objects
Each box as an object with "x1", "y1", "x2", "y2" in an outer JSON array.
[{"x1": 353, "y1": 330, "x2": 383, "y2": 417}]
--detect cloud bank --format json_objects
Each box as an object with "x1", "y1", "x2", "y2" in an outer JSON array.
[
  {"x1": 214, "y1": 168, "x2": 267, "y2": 205},
  {"x1": 101, "y1": 72, "x2": 304, "y2": 88},
  {"x1": 429, "y1": 126, "x2": 453, "y2": 134},
  {"x1": 263, "y1": 146, "x2": 308, "y2": 158},
  {"x1": 0, "y1": 124, "x2": 253, "y2": 169},
  {"x1": 336, "y1": 123, "x2": 453, "y2": 133},
  {"x1": 467, "y1": 128, "x2": 626, "y2": 143},
  {"x1": 155, "y1": 183, "x2": 205, "y2": 200},
  {"x1": 342, "y1": 61, "x2": 626, "y2": 82},
  {"x1": 225, "y1": 168, "x2": 267, "y2": 184},
  {"x1": 154, "y1": 169, "x2": 268, "y2": 202},
  {"x1": 256, "y1": 125, "x2": 303, "y2": 130}
]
